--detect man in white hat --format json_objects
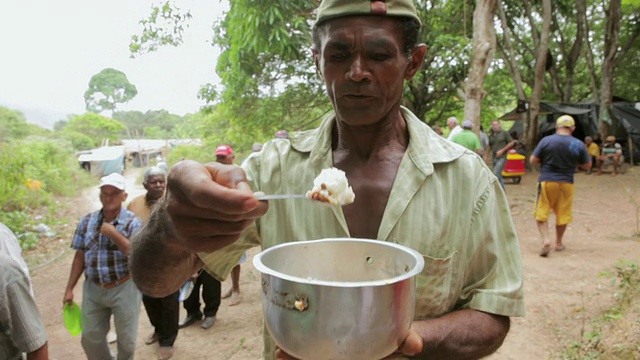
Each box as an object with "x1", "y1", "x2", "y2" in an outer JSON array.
[{"x1": 63, "y1": 172, "x2": 143, "y2": 360}]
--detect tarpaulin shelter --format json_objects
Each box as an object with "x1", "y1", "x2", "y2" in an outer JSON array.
[
  {"x1": 77, "y1": 146, "x2": 125, "y2": 177},
  {"x1": 500, "y1": 100, "x2": 640, "y2": 164}
]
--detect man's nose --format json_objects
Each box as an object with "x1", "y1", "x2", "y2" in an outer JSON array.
[{"x1": 345, "y1": 55, "x2": 371, "y2": 82}]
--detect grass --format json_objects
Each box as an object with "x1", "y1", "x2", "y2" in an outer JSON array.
[{"x1": 557, "y1": 259, "x2": 640, "y2": 359}]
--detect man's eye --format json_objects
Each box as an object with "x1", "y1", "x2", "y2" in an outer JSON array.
[
  {"x1": 372, "y1": 53, "x2": 391, "y2": 61},
  {"x1": 330, "y1": 53, "x2": 348, "y2": 60}
]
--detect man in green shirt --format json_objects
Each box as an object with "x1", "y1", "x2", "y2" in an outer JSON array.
[
  {"x1": 130, "y1": 1, "x2": 524, "y2": 359},
  {"x1": 452, "y1": 120, "x2": 482, "y2": 153}
]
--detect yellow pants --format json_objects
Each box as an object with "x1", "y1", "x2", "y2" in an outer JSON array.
[{"x1": 533, "y1": 181, "x2": 575, "y2": 225}]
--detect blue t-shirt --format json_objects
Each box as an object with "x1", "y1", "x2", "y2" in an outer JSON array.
[{"x1": 532, "y1": 134, "x2": 589, "y2": 183}]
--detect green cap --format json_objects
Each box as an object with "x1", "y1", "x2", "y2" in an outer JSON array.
[{"x1": 315, "y1": 0, "x2": 421, "y2": 27}]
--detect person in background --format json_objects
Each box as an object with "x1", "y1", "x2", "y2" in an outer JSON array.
[
  {"x1": 596, "y1": 135, "x2": 623, "y2": 176},
  {"x1": 486, "y1": 120, "x2": 515, "y2": 190},
  {"x1": 584, "y1": 136, "x2": 599, "y2": 174},
  {"x1": 179, "y1": 146, "x2": 235, "y2": 328},
  {"x1": 0, "y1": 222, "x2": 33, "y2": 296},
  {"x1": 128, "y1": 167, "x2": 177, "y2": 360},
  {"x1": 431, "y1": 125, "x2": 443, "y2": 136},
  {"x1": 510, "y1": 130, "x2": 526, "y2": 156},
  {"x1": 445, "y1": 116, "x2": 463, "y2": 141},
  {"x1": 275, "y1": 130, "x2": 290, "y2": 139},
  {"x1": 530, "y1": 115, "x2": 591, "y2": 257},
  {"x1": 451, "y1": 120, "x2": 481, "y2": 154},
  {"x1": 0, "y1": 253, "x2": 49, "y2": 360},
  {"x1": 592, "y1": 132, "x2": 602, "y2": 147},
  {"x1": 63, "y1": 172, "x2": 143, "y2": 360},
  {"x1": 130, "y1": 1, "x2": 525, "y2": 359},
  {"x1": 156, "y1": 156, "x2": 168, "y2": 173},
  {"x1": 216, "y1": 145, "x2": 244, "y2": 306},
  {"x1": 479, "y1": 124, "x2": 489, "y2": 156},
  {"x1": 251, "y1": 142, "x2": 263, "y2": 152}
]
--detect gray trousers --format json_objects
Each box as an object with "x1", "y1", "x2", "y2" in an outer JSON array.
[
  {"x1": 81, "y1": 279, "x2": 142, "y2": 360},
  {"x1": 492, "y1": 156, "x2": 508, "y2": 190}
]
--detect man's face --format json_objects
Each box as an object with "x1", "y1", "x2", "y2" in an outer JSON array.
[
  {"x1": 216, "y1": 154, "x2": 235, "y2": 165},
  {"x1": 99, "y1": 185, "x2": 127, "y2": 212},
  {"x1": 447, "y1": 120, "x2": 455, "y2": 130},
  {"x1": 313, "y1": 16, "x2": 425, "y2": 126},
  {"x1": 491, "y1": 121, "x2": 501, "y2": 132},
  {"x1": 144, "y1": 174, "x2": 166, "y2": 201}
]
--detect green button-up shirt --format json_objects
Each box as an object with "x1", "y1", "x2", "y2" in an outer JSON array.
[{"x1": 200, "y1": 107, "x2": 524, "y2": 359}]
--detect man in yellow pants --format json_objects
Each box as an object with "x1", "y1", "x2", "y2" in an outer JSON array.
[{"x1": 530, "y1": 115, "x2": 591, "y2": 257}]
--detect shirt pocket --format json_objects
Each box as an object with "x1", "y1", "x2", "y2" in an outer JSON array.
[{"x1": 414, "y1": 251, "x2": 459, "y2": 319}]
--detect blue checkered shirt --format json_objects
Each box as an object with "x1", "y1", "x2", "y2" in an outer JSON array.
[{"x1": 70, "y1": 208, "x2": 142, "y2": 284}]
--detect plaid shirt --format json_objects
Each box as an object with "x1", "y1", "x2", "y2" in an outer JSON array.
[{"x1": 71, "y1": 208, "x2": 142, "y2": 284}]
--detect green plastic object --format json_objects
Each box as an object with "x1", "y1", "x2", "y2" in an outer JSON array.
[{"x1": 63, "y1": 302, "x2": 82, "y2": 336}]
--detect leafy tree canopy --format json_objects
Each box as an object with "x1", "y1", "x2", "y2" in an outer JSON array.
[
  {"x1": 61, "y1": 113, "x2": 126, "y2": 149},
  {"x1": 84, "y1": 68, "x2": 138, "y2": 114},
  {"x1": 0, "y1": 106, "x2": 31, "y2": 142},
  {"x1": 113, "y1": 109, "x2": 185, "y2": 139}
]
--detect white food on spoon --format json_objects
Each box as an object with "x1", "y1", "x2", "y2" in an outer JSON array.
[{"x1": 305, "y1": 167, "x2": 355, "y2": 206}]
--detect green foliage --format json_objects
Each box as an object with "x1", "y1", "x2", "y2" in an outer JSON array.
[
  {"x1": 62, "y1": 113, "x2": 126, "y2": 149},
  {"x1": 0, "y1": 211, "x2": 39, "y2": 250},
  {"x1": 167, "y1": 143, "x2": 216, "y2": 165},
  {"x1": 130, "y1": 0, "x2": 640, "y2": 145},
  {"x1": 0, "y1": 134, "x2": 93, "y2": 249},
  {"x1": 129, "y1": 1, "x2": 192, "y2": 57},
  {"x1": 0, "y1": 106, "x2": 31, "y2": 142},
  {"x1": 113, "y1": 109, "x2": 184, "y2": 139},
  {"x1": 0, "y1": 137, "x2": 80, "y2": 209},
  {"x1": 84, "y1": 68, "x2": 138, "y2": 113}
]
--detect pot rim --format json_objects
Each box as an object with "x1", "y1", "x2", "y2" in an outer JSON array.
[{"x1": 252, "y1": 238, "x2": 425, "y2": 288}]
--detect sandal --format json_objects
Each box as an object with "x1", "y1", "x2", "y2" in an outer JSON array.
[
  {"x1": 555, "y1": 245, "x2": 566, "y2": 251},
  {"x1": 539, "y1": 245, "x2": 551, "y2": 257}
]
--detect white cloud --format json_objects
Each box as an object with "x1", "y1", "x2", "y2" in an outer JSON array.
[{"x1": 0, "y1": 0, "x2": 228, "y2": 127}]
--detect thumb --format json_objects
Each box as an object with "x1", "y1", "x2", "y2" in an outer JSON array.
[{"x1": 397, "y1": 329, "x2": 423, "y2": 356}]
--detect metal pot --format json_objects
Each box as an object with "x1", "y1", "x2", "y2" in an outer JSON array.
[{"x1": 253, "y1": 238, "x2": 425, "y2": 360}]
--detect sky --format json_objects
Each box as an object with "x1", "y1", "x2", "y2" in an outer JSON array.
[{"x1": 0, "y1": 0, "x2": 229, "y2": 129}]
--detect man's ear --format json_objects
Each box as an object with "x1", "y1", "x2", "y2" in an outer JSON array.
[
  {"x1": 405, "y1": 44, "x2": 427, "y2": 80},
  {"x1": 312, "y1": 48, "x2": 323, "y2": 79}
]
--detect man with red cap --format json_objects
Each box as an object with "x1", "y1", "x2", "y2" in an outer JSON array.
[
  {"x1": 177, "y1": 148, "x2": 235, "y2": 330},
  {"x1": 214, "y1": 145, "x2": 244, "y2": 306}
]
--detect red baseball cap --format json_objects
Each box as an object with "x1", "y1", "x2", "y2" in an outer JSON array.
[{"x1": 215, "y1": 144, "x2": 234, "y2": 156}]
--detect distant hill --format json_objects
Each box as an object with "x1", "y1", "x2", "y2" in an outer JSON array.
[{"x1": 1, "y1": 102, "x2": 72, "y2": 130}]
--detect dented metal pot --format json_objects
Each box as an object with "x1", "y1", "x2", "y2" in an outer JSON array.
[{"x1": 253, "y1": 238, "x2": 424, "y2": 360}]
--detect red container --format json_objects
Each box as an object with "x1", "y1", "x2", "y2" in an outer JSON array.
[{"x1": 502, "y1": 149, "x2": 526, "y2": 184}]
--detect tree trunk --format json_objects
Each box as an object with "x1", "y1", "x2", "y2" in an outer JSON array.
[
  {"x1": 463, "y1": 0, "x2": 497, "y2": 133},
  {"x1": 578, "y1": 0, "x2": 600, "y2": 101},
  {"x1": 524, "y1": 0, "x2": 552, "y2": 152},
  {"x1": 599, "y1": 0, "x2": 622, "y2": 137}
]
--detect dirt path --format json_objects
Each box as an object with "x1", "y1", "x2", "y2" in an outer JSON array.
[{"x1": 27, "y1": 168, "x2": 640, "y2": 360}]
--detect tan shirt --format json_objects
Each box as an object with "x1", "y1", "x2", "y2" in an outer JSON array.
[
  {"x1": 200, "y1": 108, "x2": 525, "y2": 359},
  {"x1": 127, "y1": 195, "x2": 152, "y2": 223}
]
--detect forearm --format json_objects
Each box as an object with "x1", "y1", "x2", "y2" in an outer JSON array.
[
  {"x1": 108, "y1": 230, "x2": 131, "y2": 254},
  {"x1": 411, "y1": 309, "x2": 510, "y2": 360},
  {"x1": 500, "y1": 141, "x2": 515, "y2": 154},
  {"x1": 27, "y1": 343, "x2": 48, "y2": 360},
  {"x1": 130, "y1": 204, "x2": 202, "y2": 297},
  {"x1": 66, "y1": 251, "x2": 85, "y2": 291}
]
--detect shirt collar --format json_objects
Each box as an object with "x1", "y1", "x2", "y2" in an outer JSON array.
[{"x1": 290, "y1": 106, "x2": 465, "y2": 174}]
